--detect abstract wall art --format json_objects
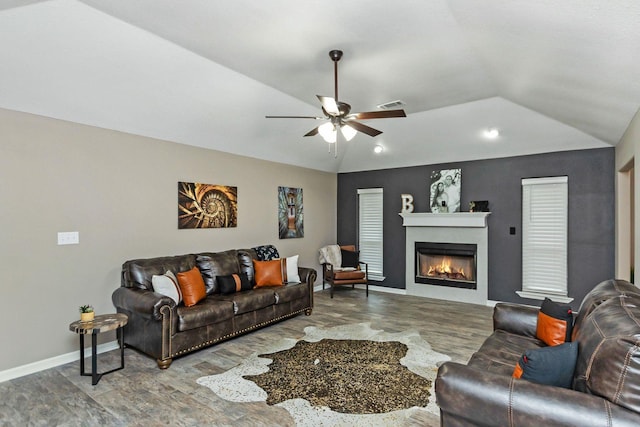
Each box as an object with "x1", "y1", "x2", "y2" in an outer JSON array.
[
  {"x1": 178, "y1": 182, "x2": 238, "y2": 229},
  {"x1": 278, "y1": 186, "x2": 303, "y2": 239}
]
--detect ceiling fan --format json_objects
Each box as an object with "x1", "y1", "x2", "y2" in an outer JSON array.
[{"x1": 266, "y1": 49, "x2": 406, "y2": 155}]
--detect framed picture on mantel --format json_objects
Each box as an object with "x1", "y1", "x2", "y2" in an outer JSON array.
[{"x1": 430, "y1": 169, "x2": 461, "y2": 213}]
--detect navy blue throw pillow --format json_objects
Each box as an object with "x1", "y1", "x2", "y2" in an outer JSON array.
[
  {"x1": 340, "y1": 249, "x2": 359, "y2": 268},
  {"x1": 513, "y1": 342, "x2": 578, "y2": 388}
]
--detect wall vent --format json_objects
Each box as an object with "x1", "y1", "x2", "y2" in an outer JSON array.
[{"x1": 377, "y1": 100, "x2": 405, "y2": 110}]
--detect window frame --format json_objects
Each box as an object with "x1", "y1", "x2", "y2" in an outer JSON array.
[
  {"x1": 357, "y1": 188, "x2": 385, "y2": 281},
  {"x1": 517, "y1": 176, "x2": 572, "y2": 303}
]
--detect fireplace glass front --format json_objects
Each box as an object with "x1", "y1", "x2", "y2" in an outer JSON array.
[{"x1": 415, "y1": 242, "x2": 477, "y2": 289}]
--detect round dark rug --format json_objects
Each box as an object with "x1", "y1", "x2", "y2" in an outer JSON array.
[{"x1": 243, "y1": 338, "x2": 432, "y2": 414}]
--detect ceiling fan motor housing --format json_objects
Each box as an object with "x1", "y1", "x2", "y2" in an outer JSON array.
[{"x1": 329, "y1": 49, "x2": 343, "y2": 62}]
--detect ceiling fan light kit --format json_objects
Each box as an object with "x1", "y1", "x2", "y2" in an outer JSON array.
[{"x1": 266, "y1": 49, "x2": 406, "y2": 156}]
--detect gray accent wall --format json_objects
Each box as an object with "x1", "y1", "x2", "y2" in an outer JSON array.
[{"x1": 337, "y1": 148, "x2": 615, "y2": 309}]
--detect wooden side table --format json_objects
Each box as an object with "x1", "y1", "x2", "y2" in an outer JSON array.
[{"x1": 69, "y1": 313, "x2": 128, "y2": 385}]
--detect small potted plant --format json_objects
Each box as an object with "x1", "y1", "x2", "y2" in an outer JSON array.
[{"x1": 79, "y1": 305, "x2": 94, "y2": 322}]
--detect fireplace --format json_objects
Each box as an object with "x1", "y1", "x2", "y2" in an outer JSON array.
[{"x1": 415, "y1": 242, "x2": 477, "y2": 289}]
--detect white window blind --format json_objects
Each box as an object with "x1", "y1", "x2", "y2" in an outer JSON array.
[
  {"x1": 358, "y1": 188, "x2": 384, "y2": 281},
  {"x1": 519, "y1": 176, "x2": 570, "y2": 301}
]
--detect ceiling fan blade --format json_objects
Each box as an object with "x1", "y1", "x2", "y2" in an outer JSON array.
[
  {"x1": 345, "y1": 120, "x2": 382, "y2": 137},
  {"x1": 265, "y1": 115, "x2": 323, "y2": 119},
  {"x1": 304, "y1": 127, "x2": 320, "y2": 137},
  {"x1": 348, "y1": 109, "x2": 407, "y2": 120},
  {"x1": 317, "y1": 95, "x2": 339, "y2": 115}
]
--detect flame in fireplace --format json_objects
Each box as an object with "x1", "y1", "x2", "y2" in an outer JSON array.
[{"x1": 427, "y1": 257, "x2": 466, "y2": 279}]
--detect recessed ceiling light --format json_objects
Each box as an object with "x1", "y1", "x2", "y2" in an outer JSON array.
[
  {"x1": 483, "y1": 128, "x2": 500, "y2": 139},
  {"x1": 374, "y1": 144, "x2": 384, "y2": 154}
]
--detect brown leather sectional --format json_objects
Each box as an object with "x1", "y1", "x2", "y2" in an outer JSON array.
[
  {"x1": 112, "y1": 248, "x2": 316, "y2": 368},
  {"x1": 436, "y1": 279, "x2": 640, "y2": 426}
]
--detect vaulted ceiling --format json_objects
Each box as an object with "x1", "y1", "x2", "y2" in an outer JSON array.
[{"x1": 1, "y1": 0, "x2": 638, "y2": 172}]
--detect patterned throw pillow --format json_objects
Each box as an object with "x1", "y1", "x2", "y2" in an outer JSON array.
[
  {"x1": 217, "y1": 273, "x2": 252, "y2": 295},
  {"x1": 151, "y1": 271, "x2": 182, "y2": 304},
  {"x1": 513, "y1": 342, "x2": 578, "y2": 388},
  {"x1": 176, "y1": 267, "x2": 207, "y2": 307},
  {"x1": 536, "y1": 298, "x2": 573, "y2": 346},
  {"x1": 252, "y1": 245, "x2": 280, "y2": 261}
]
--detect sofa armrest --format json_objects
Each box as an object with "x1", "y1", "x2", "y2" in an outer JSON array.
[
  {"x1": 112, "y1": 287, "x2": 175, "y2": 321},
  {"x1": 298, "y1": 266, "x2": 317, "y2": 285},
  {"x1": 436, "y1": 362, "x2": 640, "y2": 427},
  {"x1": 493, "y1": 302, "x2": 539, "y2": 338}
]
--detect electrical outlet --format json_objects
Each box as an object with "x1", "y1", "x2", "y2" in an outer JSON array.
[{"x1": 58, "y1": 231, "x2": 79, "y2": 245}]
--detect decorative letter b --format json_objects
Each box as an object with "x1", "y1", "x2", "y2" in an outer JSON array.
[{"x1": 401, "y1": 194, "x2": 414, "y2": 213}]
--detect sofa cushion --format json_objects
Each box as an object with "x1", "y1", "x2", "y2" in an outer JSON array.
[
  {"x1": 122, "y1": 254, "x2": 197, "y2": 291},
  {"x1": 573, "y1": 295, "x2": 640, "y2": 413},
  {"x1": 252, "y1": 245, "x2": 280, "y2": 261},
  {"x1": 217, "y1": 273, "x2": 252, "y2": 295},
  {"x1": 513, "y1": 342, "x2": 578, "y2": 388},
  {"x1": 253, "y1": 259, "x2": 284, "y2": 287},
  {"x1": 176, "y1": 298, "x2": 235, "y2": 332},
  {"x1": 176, "y1": 266, "x2": 207, "y2": 307},
  {"x1": 196, "y1": 250, "x2": 241, "y2": 294},
  {"x1": 237, "y1": 249, "x2": 256, "y2": 283},
  {"x1": 216, "y1": 288, "x2": 276, "y2": 315},
  {"x1": 467, "y1": 330, "x2": 546, "y2": 376},
  {"x1": 536, "y1": 298, "x2": 573, "y2": 346},
  {"x1": 151, "y1": 271, "x2": 182, "y2": 304},
  {"x1": 573, "y1": 279, "x2": 640, "y2": 339},
  {"x1": 275, "y1": 282, "x2": 308, "y2": 304}
]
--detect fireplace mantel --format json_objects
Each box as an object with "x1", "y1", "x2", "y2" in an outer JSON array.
[{"x1": 399, "y1": 212, "x2": 491, "y2": 228}]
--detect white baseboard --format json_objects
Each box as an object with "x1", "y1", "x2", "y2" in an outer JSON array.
[
  {"x1": 0, "y1": 340, "x2": 119, "y2": 383},
  {"x1": 314, "y1": 283, "x2": 407, "y2": 295}
]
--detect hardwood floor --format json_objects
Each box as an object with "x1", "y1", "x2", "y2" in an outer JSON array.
[{"x1": 0, "y1": 289, "x2": 494, "y2": 426}]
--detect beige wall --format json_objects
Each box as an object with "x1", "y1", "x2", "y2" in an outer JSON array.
[
  {"x1": 0, "y1": 108, "x2": 337, "y2": 372},
  {"x1": 616, "y1": 108, "x2": 639, "y2": 281}
]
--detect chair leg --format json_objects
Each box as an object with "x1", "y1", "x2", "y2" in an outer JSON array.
[
  {"x1": 330, "y1": 282, "x2": 334, "y2": 298},
  {"x1": 366, "y1": 282, "x2": 369, "y2": 297}
]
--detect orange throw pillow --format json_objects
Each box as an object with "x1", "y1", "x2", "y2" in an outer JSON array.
[
  {"x1": 253, "y1": 259, "x2": 283, "y2": 287},
  {"x1": 536, "y1": 298, "x2": 573, "y2": 346},
  {"x1": 176, "y1": 266, "x2": 207, "y2": 307}
]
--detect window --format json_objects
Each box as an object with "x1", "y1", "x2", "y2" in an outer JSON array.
[
  {"x1": 358, "y1": 188, "x2": 384, "y2": 281},
  {"x1": 517, "y1": 176, "x2": 572, "y2": 302}
]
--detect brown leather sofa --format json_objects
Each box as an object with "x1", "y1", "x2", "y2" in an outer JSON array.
[
  {"x1": 436, "y1": 279, "x2": 640, "y2": 426},
  {"x1": 112, "y1": 248, "x2": 316, "y2": 369}
]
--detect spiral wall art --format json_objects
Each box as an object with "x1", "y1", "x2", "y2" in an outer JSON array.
[{"x1": 178, "y1": 182, "x2": 237, "y2": 229}]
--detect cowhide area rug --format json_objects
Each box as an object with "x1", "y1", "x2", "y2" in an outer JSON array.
[{"x1": 197, "y1": 322, "x2": 450, "y2": 426}]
